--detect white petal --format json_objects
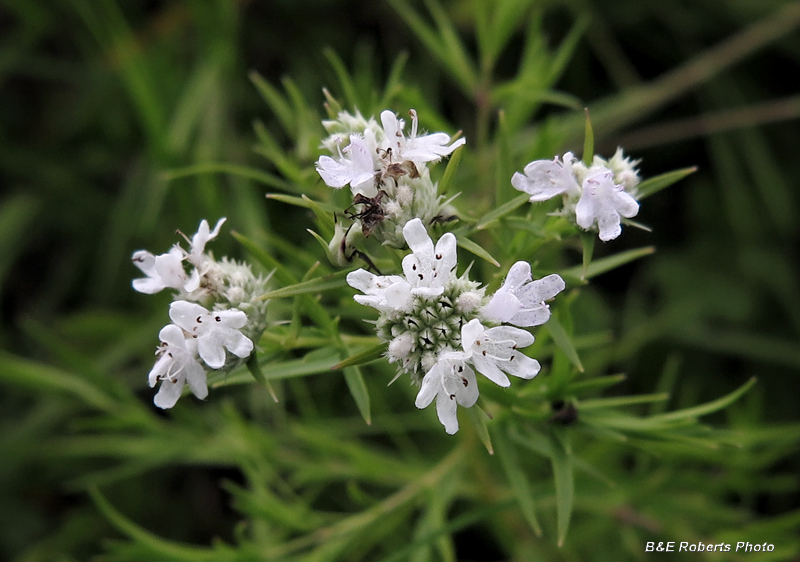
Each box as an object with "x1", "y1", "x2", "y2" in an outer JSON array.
[
  {"x1": 471, "y1": 354, "x2": 511, "y2": 387},
  {"x1": 198, "y1": 335, "x2": 226, "y2": 369},
  {"x1": 508, "y1": 306, "x2": 550, "y2": 327},
  {"x1": 153, "y1": 377, "x2": 184, "y2": 409},
  {"x1": 518, "y1": 273, "x2": 565, "y2": 305},
  {"x1": 346, "y1": 269, "x2": 377, "y2": 293},
  {"x1": 154, "y1": 251, "x2": 187, "y2": 289},
  {"x1": 316, "y1": 155, "x2": 352, "y2": 188},
  {"x1": 502, "y1": 353, "x2": 540, "y2": 380},
  {"x1": 184, "y1": 268, "x2": 201, "y2": 292},
  {"x1": 132, "y1": 277, "x2": 166, "y2": 294},
  {"x1": 184, "y1": 361, "x2": 208, "y2": 400},
  {"x1": 455, "y1": 363, "x2": 479, "y2": 408},
  {"x1": 148, "y1": 353, "x2": 171, "y2": 387},
  {"x1": 503, "y1": 261, "x2": 532, "y2": 292},
  {"x1": 131, "y1": 250, "x2": 156, "y2": 275},
  {"x1": 415, "y1": 365, "x2": 442, "y2": 408},
  {"x1": 212, "y1": 309, "x2": 248, "y2": 330},
  {"x1": 460, "y1": 319, "x2": 485, "y2": 353},
  {"x1": 158, "y1": 324, "x2": 187, "y2": 348},
  {"x1": 402, "y1": 218, "x2": 434, "y2": 259},
  {"x1": 485, "y1": 326, "x2": 535, "y2": 349},
  {"x1": 222, "y1": 329, "x2": 254, "y2": 359},
  {"x1": 436, "y1": 392, "x2": 459, "y2": 434},
  {"x1": 169, "y1": 301, "x2": 208, "y2": 332},
  {"x1": 614, "y1": 190, "x2": 640, "y2": 218},
  {"x1": 481, "y1": 291, "x2": 519, "y2": 323}
]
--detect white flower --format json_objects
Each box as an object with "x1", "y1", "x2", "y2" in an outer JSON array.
[
  {"x1": 401, "y1": 218, "x2": 457, "y2": 297},
  {"x1": 345, "y1": 269, "x2": 413, "y2": 315},
  {"x1": 380, "y1": 110, "x2": 465, "y2": 163},
  {"x1": 575, "y1": 168, "x2": 639, "y2": 241},
  {"x1": 415, "y1": 352, "x2": 479, "y2": 434},
  {"x1": 168, "y1": 301, "x2": 254, "y2": 369},
  {"x1": 482, "y1": 262, "x2": 565, "y2": 327},
  {"x1": 461, "y1": 319, "x2": 540, "y2": 388},
  {"x1": 603, "y1": 147, "x2": 641, "y2": 192},
  {"x1": 511, "y1": 152, "x2": 580, "y2": 202},
  {"x1": 189, "y1": 218, "x2": 226, "y2": 265},
  {"x1": 148, "y1": 324, "x2": 208, "y2": 409},
  {"x1": 316, "y1": 135, "x2": 378, "y2": 196},
  {"x1": 132, "y1": 248, "x2": 188, "y2": 294}
]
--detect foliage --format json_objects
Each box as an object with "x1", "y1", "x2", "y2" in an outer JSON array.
[{"x1": 1, "y1": 0, "x2": 799, "y2": 561}]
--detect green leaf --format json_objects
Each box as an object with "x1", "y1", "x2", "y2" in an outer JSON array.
[
  {"x1": 559, "y1": 246, "x2": 655, "y2": 281},
  {"x1": 258, "y1": 270, "x2": 349, "y2": 300},
  {"x1": 162, "y1": 162, "x2": 293, "y2": 192},
  {"x1": 331, "y1": 342, "x2": 387, "y2": 370},
  {"x1": 89, "y1": 486, "x2": 223, "y2": 561},
  {"x1": 649, "y1": 377, "x2": 757, "y2": 423},
  {"x1": 323, "y1": 46, "x2": 359, "y2": 109},
  {"x1": 545, "y1": 316, "x2": 584, "y2": 373},
  {"x1": 437, "y1": 143, "x2": 463, "y2": 195},
  {"x1": 548, "y1": 428, "x2": 574, "y2": 547},
  {"x1": 475, "y1": 193, "x2": 529, "y2": 231},
  {"x1": 636, "y1": 166, "x2": 698, "y2": 200},
  {"x1": 210, "y1": 353, "x2": 339, "y2": 387},
  {"x1": 230, "y1": 230, "x2": 295, "y2": 286},
  {"x1": 579, "y1": 393, "x2": 670, "y2": 410},
  {"x1": 344, "y1": 366, "x2": 371, "y2": 425},
  {"x1": 494, "y1": 426, "x2": 542, "y2": 535},
  {"x1": 265, "y1": 193, "x2": 340, "y2": 214},
  {"x1": 249, "y1": 70, "x2": 295, "y2": 137},
  {"x1": 465, "y1": 405, "x2": 493, "y2": 454},
  {"x1": 580, "y1": 230, "x2": 595, "y2": 281},
  {"x1": 246, "y1": 352, "x2": 279, "y2": 402},
  {"x1": 582, "y1": 108, "x2": 594, "y2": 165},
  {"x1": 565, "y1": 374, "x2": 626, "y2": 395},
  {"x1": 457, "y1": 236, "x2": 500, "y2": 267}
]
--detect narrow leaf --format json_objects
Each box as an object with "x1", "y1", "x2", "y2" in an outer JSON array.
[
  {"x1": 344, "y1": 366, "x2": 371, "y2": 425},
  {"x1": 546, "y1": 316, "x2": 584, "y2": 373},
  {"x1": 559, "y1": 246, "x2": 655, "y2": 280},
  {"x1": 266, "y1": 193, "x2": 339, "y2": 213},
  {"x1": 465, "y1": 406, "x2": 493, "y2": 454},
  {"x1": 494, "y1": 427, "x2": 542, "y2": 535},
  {"x1": 437, "y1": 144, "x2": 463, "y2": 195},
  {"x1": 582, "y1": 108, "x2": 594, "y2": 165},
  {"x1": 548, "y1": 429, "x2": 574, "y2": 547},
  {"x1": 579, "y1": 393, "x2": 670, "y2": 410},
  {"x1": 636, "y1": 166, "x2": 698, "y2": 200},
  {"x1": 258, "y1": 270, "x2": 349, "y2": 300},
  {"x1": 650, "y1": 377, "x2": 757, "y2": 423},
  {"x1": 475, "y1": 193, "x2": 529, "y2": 231},
  {"x1": 331, "y1": 342, "x2": 387, "y2": 370},
  {"x1": 457, "y1": 236, "x2": 500, "y2": 267}
]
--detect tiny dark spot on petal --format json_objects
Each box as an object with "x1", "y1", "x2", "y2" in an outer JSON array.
[
  {"x1": 196, "y1": 316, "x2": 202, "y2": 323},
  {"x1": 482, "y1": 350, "x2": 486, "y2": 356},
  {"x1": 461, "y1": 377, "x2": 468, "y2": 387},
  {"x1": 436, "y1": 254, "x2": 442, "y2": 260},
  {"x1": 449, "y1": 394, "x2": 455, "y2": 400},
  {"x1": 215, "y1": 316, "x2": 221, "y2": 322},
  {"x1": 418, "y1": 274, "x2": 424, "y2": 280}
]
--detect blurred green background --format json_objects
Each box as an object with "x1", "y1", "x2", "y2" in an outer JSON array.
[{"x1": 1, "y1": 0, "x2": 799, "y2": 560}]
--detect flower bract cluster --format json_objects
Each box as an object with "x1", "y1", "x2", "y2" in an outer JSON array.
[
  {"x1": 317, "y1": 109, "x2": 464, "y2": 251},
  {"x1": 132, "y1": 218, "x2": 268, "y2": 408},
  {"x1": 347, "y1": 218, "x2": 565, "y2": 433},
  {"x1": 512, "y1": 148, "x2": 641, "y2": 241}
]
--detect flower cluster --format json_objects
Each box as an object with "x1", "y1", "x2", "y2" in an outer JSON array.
[
  {"x1": 512, "y1": 148, "x2": 641, "y2": 241},
  {"x1": 132, "y1": 219, "x2": 268, "y2": 408},
  {"x1": 316, "y1": 109, "x2": 465, "y2": 251},
  {"x1": 347, "y1": 218, "x2": 565, "y2": 434}
]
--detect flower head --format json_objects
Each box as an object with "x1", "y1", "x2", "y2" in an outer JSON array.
[
  {"x1": 401, "y1": 218, "x2": 458, "y2": 297},
  {"x1": 512, "y1": 150, "x2": 642, "y2": 241},
  {"x1": 380, "y1": 109, "x2": 465, "y2": 164},
  {"x1": 415, "y1": 352, "x2": 478, "y2": 434},
  {"x1": 482, "y1": 262, "x2": 565, "y2": 327},
  {"x1": 316, "y1": 135, "x2": 378, "y2": 196},
  {"x1": 169, "y1": 301, "x2": 254, "y2": 369},
  {"x1": 132, "y1": 248, "x2": 188, "y2": 294},
  {"x1": 511, "y1": 152, "x2": 580, "y2": 202},
  {"x1": 460, "y1": 319, "x2": 540, "y2": 387},
  {"x1": 148, "y1": 324, "x2": 208, "y2": 409},
  {"x1": 575, "y1": 168, "x2": 639, "y2": 241}
]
